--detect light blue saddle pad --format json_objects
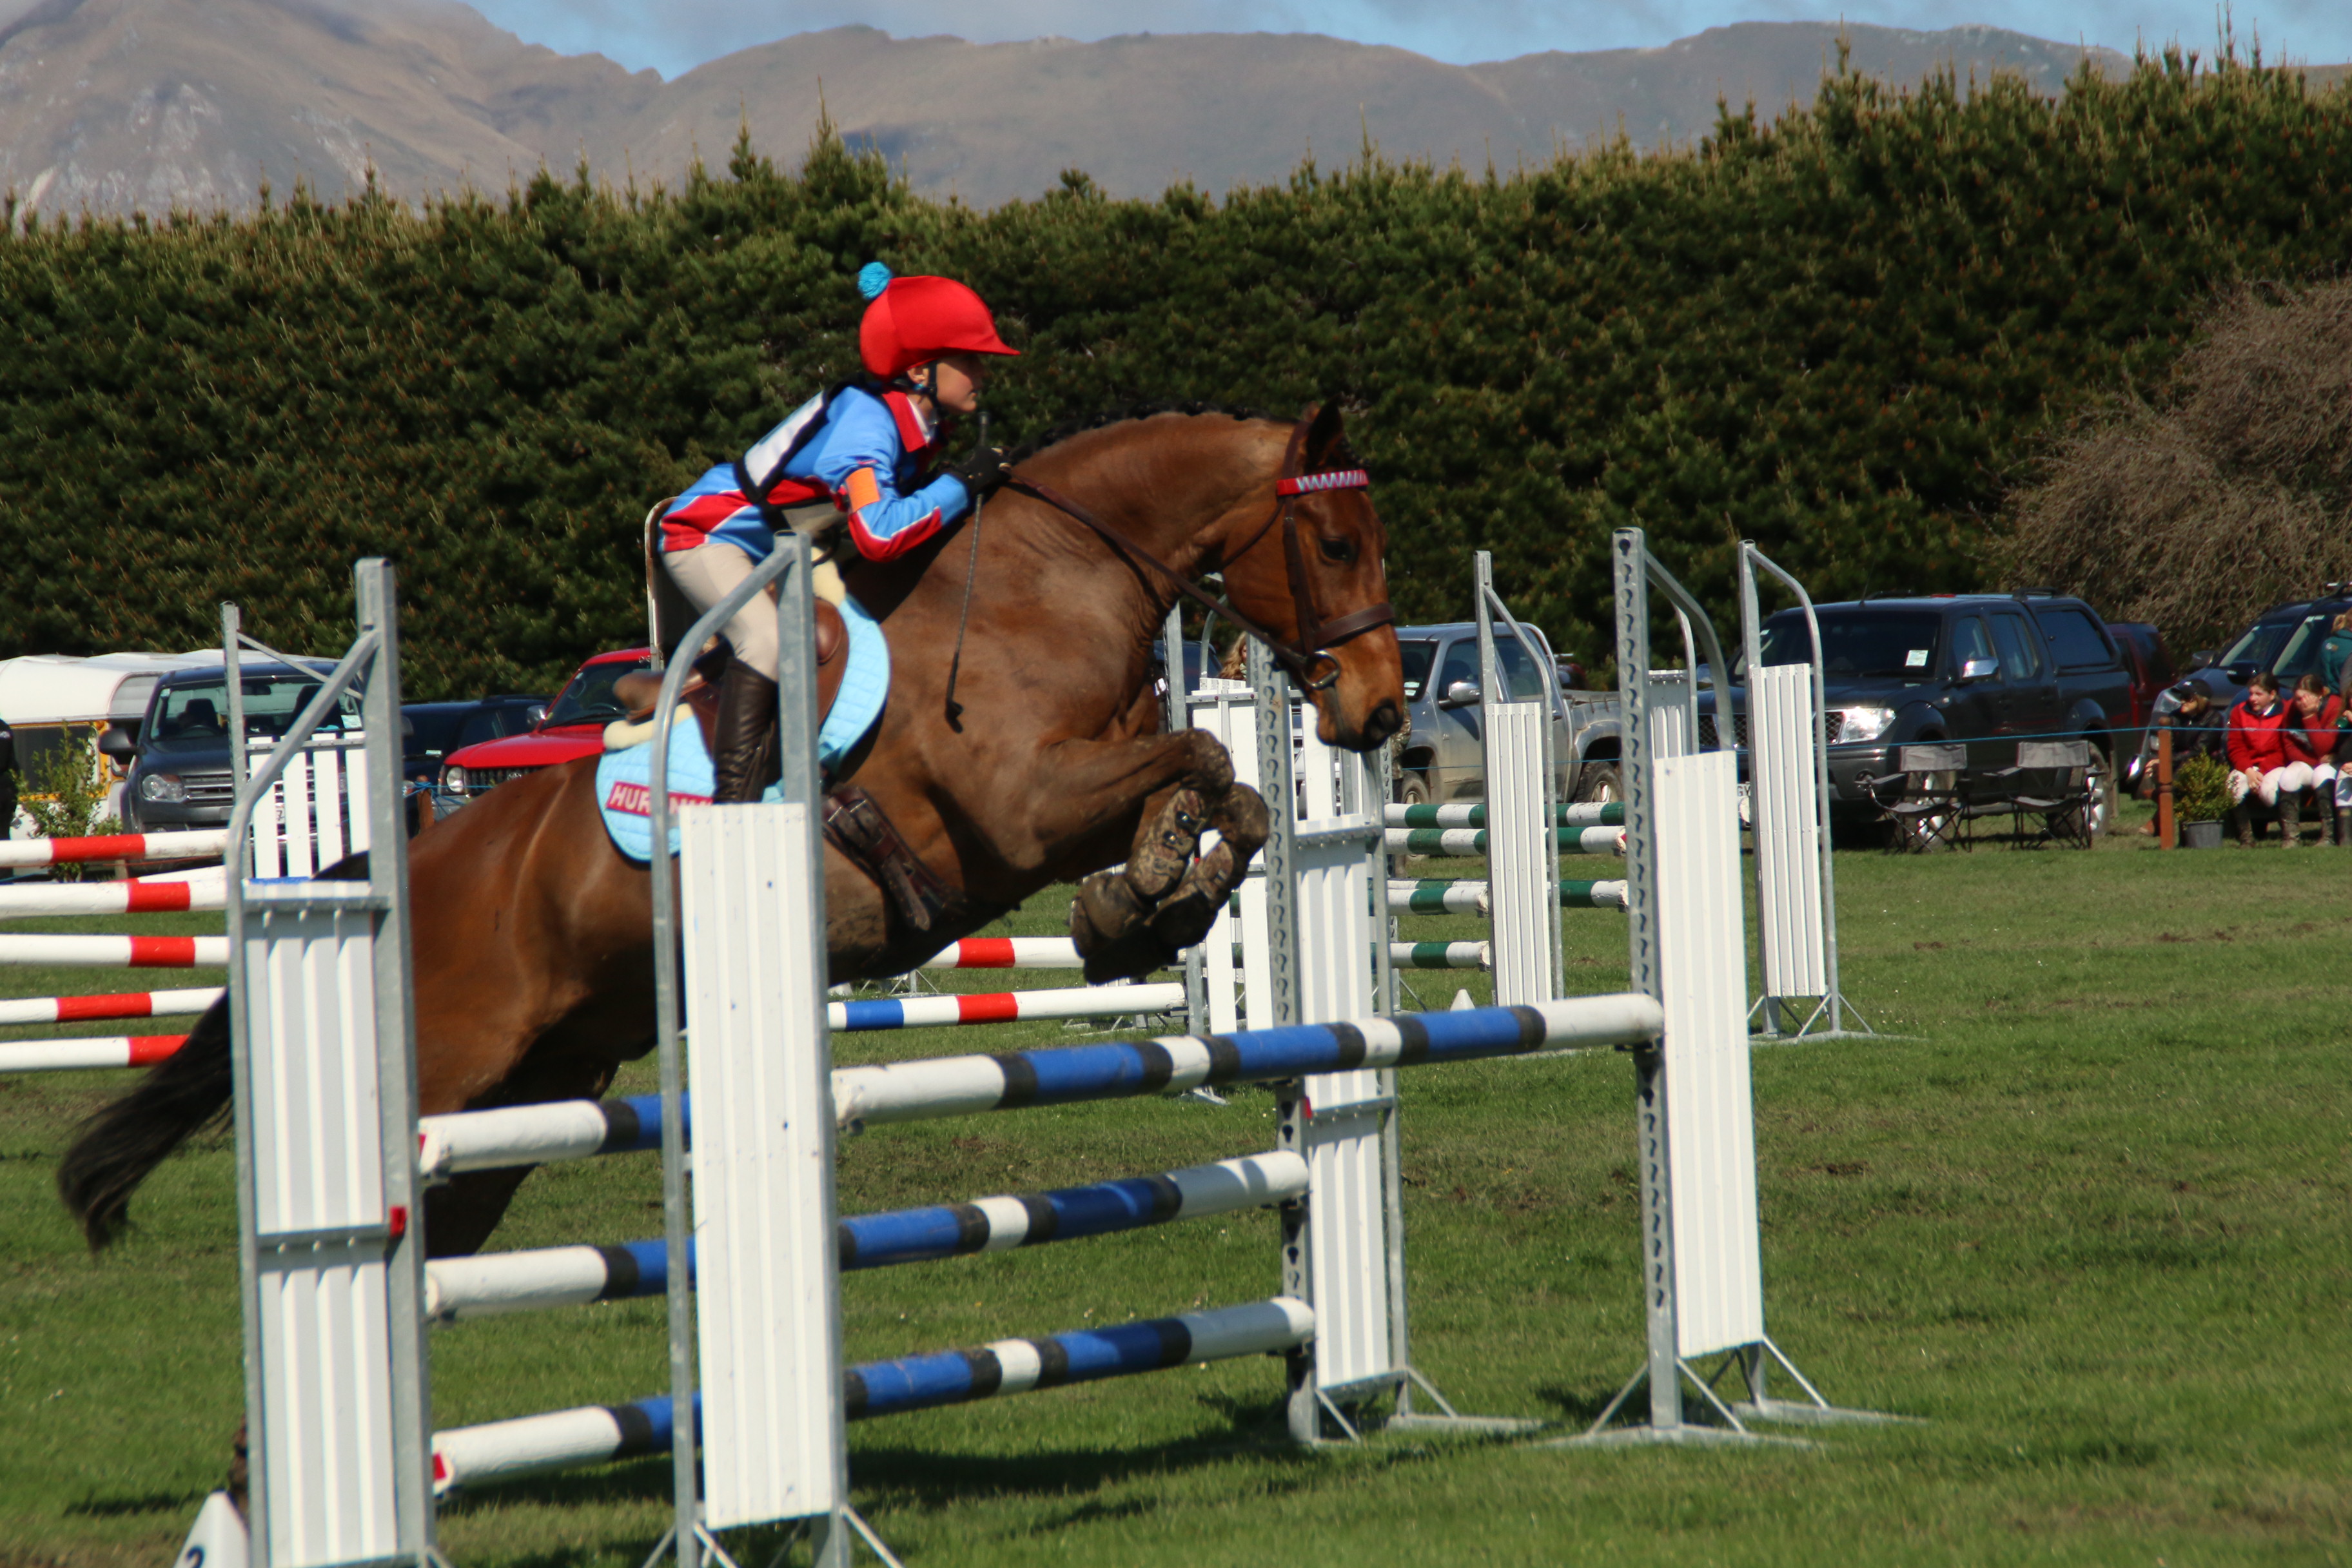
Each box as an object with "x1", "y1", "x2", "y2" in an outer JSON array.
[{"x1": 596, "y1": 593, "x2": 890, "y2": 863}]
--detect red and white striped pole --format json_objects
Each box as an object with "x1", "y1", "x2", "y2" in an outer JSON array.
[
  {"x1": 0, "y1": 829, "x2": 229, "y2": 868},
  {"x1": 0, "y1": 1034, "x2": 188, "y2": 1073},
  {"x1": 0, "y1": 986, "x2": 222, "y2": 1026},
  {"x1": 0, "y1": 935, "x2": 229, "y2": 967},
  {"x1": 0, "y1": 874, "x2": 228, "y2": 919}
]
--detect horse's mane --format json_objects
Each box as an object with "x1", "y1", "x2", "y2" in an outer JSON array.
[{"x1": 1008, "y1": 401, "x2": 1275, "y2": 464}]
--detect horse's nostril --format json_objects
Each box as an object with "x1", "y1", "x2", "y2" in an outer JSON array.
[{"x1": 1364, "y1": 701, "x2": 1402, "y2": 745}]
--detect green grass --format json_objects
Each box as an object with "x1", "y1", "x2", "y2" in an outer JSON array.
[{"x1": 4, "y1": 814, "x2": 2349, "y2": 1565}]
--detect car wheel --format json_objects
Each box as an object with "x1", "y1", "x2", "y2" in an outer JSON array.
[
  {"x1": 1573, "y1": 761, "x2": 1622, "y2": 805},
  {"x1": 1400, "y1": 772, "x2": 1432, "y2": 809}
]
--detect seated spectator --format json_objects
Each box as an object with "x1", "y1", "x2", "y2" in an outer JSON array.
[
  {"x1": 2284, "y1": 671, "x2": 2346, "y2": 847},
  {"x1": 2225, "y1": 672, "x2": 2297, "y2": 847},
  {"x1": 2137, "y1": 684, "x2": 2224, "y2": 835}
]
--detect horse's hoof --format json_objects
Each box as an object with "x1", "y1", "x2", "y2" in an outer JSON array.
[{"x1": 1127, "y1": 787, "x2": 1205, "y2": 901}]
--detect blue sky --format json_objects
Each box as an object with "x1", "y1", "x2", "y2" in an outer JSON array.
[{"x1": 467, "y1": 1, "x2": 2351, "y2": 79}]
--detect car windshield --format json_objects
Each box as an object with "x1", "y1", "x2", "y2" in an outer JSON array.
[
  {"x1": 404, "y1": 709, "x2": 467, "y2": 758},
  {"x1": 545, "y1": 660, "x2": 649, "y2": 727},
  {"x1": 2270, "y1": 615, "x2": 2336, "y2": 682},
  {"x1": 1759, "y1": 611, "x2": 1943, "y2": 679},
  {"x1": 1398, "y1": 640, "x2": 1435, "y2": 701},
  {"x1": 2219, "y1": 619, "x2": 2297, "y2": 671},
  {"x1": 149, "y1": 671, "x2": 358, "y2": 749}
]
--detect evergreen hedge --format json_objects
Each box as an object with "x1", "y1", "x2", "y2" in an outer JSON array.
[{"x1": 3, "y1": 50, "x2": 2347, "y2": 696}]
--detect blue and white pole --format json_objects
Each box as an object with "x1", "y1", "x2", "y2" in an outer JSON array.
[
  {"x1": 423, "y1": 1152, "x2": 1309, "y2": 1321},
  {"x1": 418, "y1": 996, "x2": 1663, "y2": 1174},
  {"x1": 430, "y1": 1298, "x2": 1317, "y2": 1495}
]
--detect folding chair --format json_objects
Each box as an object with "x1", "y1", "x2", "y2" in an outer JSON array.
[
  {"x1": 1996, "y1": 739, "x2": 2096, "y2": 849},
  {"x1": 1865, "y1": 742, "x2": 1970, "y2": 852}
]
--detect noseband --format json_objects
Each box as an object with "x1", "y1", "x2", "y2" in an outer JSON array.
[{"x1": 1004, "y1": 419, "x2": 1396, "y2": 691}]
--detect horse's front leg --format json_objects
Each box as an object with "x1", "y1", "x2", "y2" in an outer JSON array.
[{"x1": 1014, "y1": 729, "x2": 1268, "y2": 983}]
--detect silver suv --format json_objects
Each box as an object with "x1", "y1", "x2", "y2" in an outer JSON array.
[{"x1": 1393, "y1": 622, "x2": 1623, "y2": 807}]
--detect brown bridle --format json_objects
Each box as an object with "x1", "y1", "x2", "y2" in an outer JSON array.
[{"x1": 1003, "y1": 418, "x2": 1396, "y2": 691}]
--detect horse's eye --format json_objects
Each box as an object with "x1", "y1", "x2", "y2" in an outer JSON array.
[{"x1": 1318, "y1": 535, "x2": 1357, "y2": 565}]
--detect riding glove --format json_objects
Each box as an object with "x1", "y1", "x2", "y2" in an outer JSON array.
[{"x1": 949, "y1": 444, "x2": 1014, "y2": 499}]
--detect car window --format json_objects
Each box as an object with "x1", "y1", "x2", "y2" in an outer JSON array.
[
  {"x1": 1397, "y1": 640, "x2": 1435, "y2": 701},
  {"x1": 2219, "y1": 619, "x2": 2295, "y2": 670},
  {"x1": 150, "y1": 671, "x2": 358, "y2": 748},
  {"x1": 1801, "y1": 611, "x2": 1943, "y2": 678},
  {"x1": 456, "y1": 710, "x2": 505, "y2": 749},
  {"x1": 2036, "y1": 606, "x2": 2116, "y2": 670},
  {"x1": 1438, "y1": 640, "x2": 1479, "y2": 697},
  {"x1": 404, "y1": 708, "x2": 466, "y2": 758},
  {"x1": 1990, "y1": 612, "x2": 2044, "y2": 681},
  {"x1": 1493, "y1": 638, "x2": 1551, "y2": 701},
  {"x1": 2271, "y1": 616, "x2": 2334, "y2": 681},
  {"x1": 1951, "y1": 616, "x2": 1995, "y2": 674},
  {"x1": 547, "y1": 660, "x2": 651, "y2": 727}
]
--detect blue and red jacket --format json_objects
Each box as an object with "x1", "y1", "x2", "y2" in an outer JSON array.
[{"x1": 662, "y1": 385, "x2": 970, "y2": 563}]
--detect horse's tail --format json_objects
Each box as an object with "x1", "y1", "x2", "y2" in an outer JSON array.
[{"x1": 55, "y1": 851, "x2": 371, "y2": 1252}]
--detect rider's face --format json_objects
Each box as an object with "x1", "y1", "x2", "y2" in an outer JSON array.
[{"x1": 923, "y1": 353, "x2": 988, "y2": 415}]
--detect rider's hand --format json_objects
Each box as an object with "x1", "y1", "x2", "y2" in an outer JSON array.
[{"x1": 950, "y1": 444, "x2": 1013, "y2": 499}]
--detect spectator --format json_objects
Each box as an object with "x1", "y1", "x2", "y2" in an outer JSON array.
[
  {"x1": 2136, "y1": 683, "x2": 2224, "y2": 835},
  {"x1": 2321, "y1": 611, "x2": 2352, "y2": 696},
  {"x1": 2284, "y1": 671, "x2": 2346, "y2": 847},
  {"x1": 2225, "y1": 672, "x2": 2297, "y2": 847}
]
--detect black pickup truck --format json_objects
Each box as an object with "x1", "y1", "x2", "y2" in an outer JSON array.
[{"x1": 1701, "y1": 593, "x2": 2135, "y2": 828}]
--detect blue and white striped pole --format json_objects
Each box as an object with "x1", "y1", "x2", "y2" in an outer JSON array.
[
  {"x1": 417, "y1": 995, "x2": 1663, "y2": 1175},
  {"x1": 423, "y1": 1152, "x2": 1309, "y2": 1320},
  {"x1": 430, "y1": 1298, "x2": 1317, "y2": 1495}
]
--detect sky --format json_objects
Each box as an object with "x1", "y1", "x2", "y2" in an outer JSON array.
[{"x1": 464, "y1": 0, "x2": 2352, "y2": 79}]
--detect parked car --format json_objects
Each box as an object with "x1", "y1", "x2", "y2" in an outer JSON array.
[
  {"x1": 402, "y1": 696, "x2": 549, "y2": 787},
  {"x1": 2172, "y1": 588, "x2": 2352, "y2": 713},
  {"x1": 1393, "y1": 622, "x2": 1623, "y2": 806},
  {"x1": 438, "y1": 648, "x2": 654, "y2": 802},
  {"x1": 110, "y1": 661, "x2": 353, "y2": 832},
  {"x1": 1704, "y1": 593, "x2": 2133, "y2": 830},
  {"x1": 2105, "y1": 622, "x2": 2178, "y2": 791}
]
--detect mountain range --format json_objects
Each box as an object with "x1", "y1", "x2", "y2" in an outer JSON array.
[{"x1": 2, "y1": 0, "x2": 2334, "y2": 219}]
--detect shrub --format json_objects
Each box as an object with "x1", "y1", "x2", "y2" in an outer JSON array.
[
  {"x1": 20, "y1": 727, "x2": 122, "y2": 879},
  {"x1": 2172, "y1": 752, "x2": 2232, "y2": 823}
]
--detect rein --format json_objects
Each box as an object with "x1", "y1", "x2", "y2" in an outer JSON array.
[{"x1": 1003, "y1": 420, "x2": 1393, "y2": 691}]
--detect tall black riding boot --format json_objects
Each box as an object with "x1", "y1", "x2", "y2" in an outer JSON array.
[
  {"x1": 2280, "y1": 792, "x2": 2304, "y2": 848},
  {"x1": 711, "y1": 660, "x2": 781, "y2": 804}
]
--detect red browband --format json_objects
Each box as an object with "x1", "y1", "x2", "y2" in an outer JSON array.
[{"x1": 1275, "y1": 469, "x2": 1371, "y2": 496}]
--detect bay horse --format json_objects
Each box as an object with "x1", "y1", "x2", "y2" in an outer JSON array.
[{"x1": 59, "y1": 403, "x2": 1404, "y2": 1259}]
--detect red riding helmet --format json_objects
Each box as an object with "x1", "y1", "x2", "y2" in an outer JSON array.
[{"x1": 858, "y1": 264, "x2": 1019, "y2": 380}]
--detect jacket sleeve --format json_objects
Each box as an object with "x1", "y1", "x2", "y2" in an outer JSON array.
[
  {"x1": 2222, "y1": 708, "x2": 2255, "y2": 772},
  {"x1": 810, "y1": 397, "x2": 971, "y2": 562}
]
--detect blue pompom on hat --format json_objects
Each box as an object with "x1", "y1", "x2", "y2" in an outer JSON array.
[{"x1": 857, "y1": 261, "x2": 894, "y2": 302}]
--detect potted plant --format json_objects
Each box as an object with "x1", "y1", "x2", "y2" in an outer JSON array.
[{"x1": 2173, "y1": 754, "x2": 2230, "y2": 848}]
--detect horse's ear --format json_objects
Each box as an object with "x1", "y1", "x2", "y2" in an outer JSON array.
[{"x1": 1302, "y1": 400, "x2": 1349, "y2": 471}]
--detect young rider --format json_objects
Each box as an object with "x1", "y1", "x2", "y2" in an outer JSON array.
[{"x1": 659, "y1": 263, "x2": 1019, "y2": 801}]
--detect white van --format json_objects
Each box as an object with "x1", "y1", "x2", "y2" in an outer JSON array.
[{"x1": 0, "y1": 651, "x2": 221, "y2": 835}]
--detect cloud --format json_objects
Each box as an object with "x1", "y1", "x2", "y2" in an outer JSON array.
[{"x1": 464, "y1": 0, "x2": 2352, "y2": 78}]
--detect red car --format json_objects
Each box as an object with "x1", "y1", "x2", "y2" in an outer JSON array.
[{"x1": 438, "y1": 647, "x2": 653, "y2": 801}]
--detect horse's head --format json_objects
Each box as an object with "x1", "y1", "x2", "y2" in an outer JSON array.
[{"x1": 1221, "y1": 404, "x2": 1406, "y2": 751}]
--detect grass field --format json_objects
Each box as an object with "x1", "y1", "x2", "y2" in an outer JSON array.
[{"x1": 4, "y1": 810, "x2": 2348, "y2": 1566}]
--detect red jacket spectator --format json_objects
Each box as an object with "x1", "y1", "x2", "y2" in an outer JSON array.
[
  {"x1": 2226, "y1": 695, "x2": 2292, "y2": 773},
  {"x1": 2284, "y1": 694, "x2": 2346, "y2": 767}
]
